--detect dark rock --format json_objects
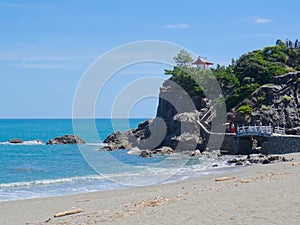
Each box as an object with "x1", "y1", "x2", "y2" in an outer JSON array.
[
  {"x1": 261, "y1": 159, "x2": 271, "y2": 164},
  {"x1": 227, "y1": 155, "x2": 248, "y2": 165},
  {"x1": 227, "y1": 157, "x2": 241, "y2": 164},
  {"x1": 227, "y1": 154, "x2": 292, "y2": 166},
  {"x1": 46, "y1": 135, "x2": 85, "y2": 145},
  {"x1": 8, "y1": 138, "x2": 24, "y2": 144},
  {"x1": 152, "y1": 146, "x2": 174, "y2": 155},
  {"x1": 267, "y1": 155, "x2": 280, "y2": 161},
  {"x1": 102, "y1": 118, "x2": 167, "y2": 151},
  {"x1": 102, "y1": 130, "x2": 133, "y2": 150},
  {"x1": 235, "y1": 161, "x2": 244, "y2": 166},
  {"x1": 282, "y1": 157, "x2": 288, "y2": 162},
  {"x1": 140, "y1": 150, "x2": 153, "y2": 158}
]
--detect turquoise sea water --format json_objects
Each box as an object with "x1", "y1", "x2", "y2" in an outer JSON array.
[{"x1": 0, "y1": 119, "x2": 232, "y2": 202}]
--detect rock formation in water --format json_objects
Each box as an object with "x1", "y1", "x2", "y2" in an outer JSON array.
[
  {"x1": 46, "y1": 135, "x2": 85, "y2": 145},
  {"x1": 8, "y1": 138, "x2": 24, "y2": 144}
]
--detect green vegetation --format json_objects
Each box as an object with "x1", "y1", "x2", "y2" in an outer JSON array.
[
  {"x1": 237, "y1": 105, "x2": 253, "y2": 115},
  {"x1": 283, "y1": 95, "x2": 292, "y2": 102},
  {"x1": 258, "y1": 92, "x2": 266, "y2": 102},
  {"x1": 165, "y1": 66, "x2": 204, "y2": 97},
  {"x1": 261, "y1": 105, "x2": 271, "y2": 111},
  {"x1": 166, "y1": 39, "x2": 300, "y2": 111}
]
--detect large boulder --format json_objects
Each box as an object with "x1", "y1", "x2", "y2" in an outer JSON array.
[
  {"x1": 46, "y1": 135, "x2": 85, "y2": 145},
  {"x1": 102, "y1": 130, "x2": 133, "y2": 150},
  {"x1": 102, "y1": 118, "x2": 167, "y2": 151}
]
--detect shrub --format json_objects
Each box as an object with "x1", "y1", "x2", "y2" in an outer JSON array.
[
  {"x1": 283, "y1": 95, "x2": 291, "y2": 102},
  {"x1": 237, "y1": 105, "x2": 253, "y2": 115}
]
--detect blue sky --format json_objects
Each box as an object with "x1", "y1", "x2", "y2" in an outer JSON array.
[{"x1": 1, "y1": 0, "x2": 300, "y2": 118}]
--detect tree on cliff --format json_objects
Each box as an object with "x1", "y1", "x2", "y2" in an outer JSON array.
[
  {"x1": 167, "y1": 40, "x2": 300, "y2": 111},
  {"x1": 173, "y1": 49, "x2": 193, "y2": 66}
]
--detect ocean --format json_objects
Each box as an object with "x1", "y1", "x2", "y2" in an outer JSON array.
[{"x1": 0, "y1": 119, "x2": 233, "y2": 202}]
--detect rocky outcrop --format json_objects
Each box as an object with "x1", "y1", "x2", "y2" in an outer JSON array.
[
  {"x1": 102, "y1": 72, "x2": 300, "y2": 154},
  {"x1": 228, "y1": 72, "x2": 300, "y2": 134},
  {"x1": 227, "y1": 154, "x2": 292, "y2": 166},
  {"x1": 8, "y1": 138, "x2": 24, "y2": 144},
  {"x1": 46, "y1": 135, "x2": 85, "y2": 145},
  {"x1": 102, "y1": 79, "x2": 208, "y2": 152},
  {"x1": 102, "y1": 119, "x2": 162, "y2": 150}
]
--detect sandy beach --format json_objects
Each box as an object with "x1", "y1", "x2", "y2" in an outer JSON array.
[{"x1": 1, "y1": 153, "x2": 300, "y2": 225}]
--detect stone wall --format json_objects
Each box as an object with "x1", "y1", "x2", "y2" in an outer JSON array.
[
  {"x1": 207, "y1": 133, "x2": 238, "y2": 154},
  {"x1": 217, "y1": 134, "x2": 300, "y2": 155},
  {"x1": 261, "y1": 135, "x2": 300, "y2": 154}
]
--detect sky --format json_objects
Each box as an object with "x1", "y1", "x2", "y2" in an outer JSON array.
[{"x1": 1, "y1": 0, "x2": 300, "y2": 118}]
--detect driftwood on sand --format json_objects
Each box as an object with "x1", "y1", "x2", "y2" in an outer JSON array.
[
  {"x1": 53, "y1": 209, "x2": 83, "y2": 218},
  {"x1": 214, "y1": 177, "x2": 236, "y2": 182}
]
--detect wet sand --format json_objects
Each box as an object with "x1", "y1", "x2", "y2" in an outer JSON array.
[{"x1": 1, "y1": 153, "x2": 300, "y2": 225}]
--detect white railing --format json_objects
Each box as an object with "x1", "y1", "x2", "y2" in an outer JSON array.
[
  {"x1": 236, "y1": 124, "x2": 285, "y2": 137},
  {"x1": 274, "y1": 126, "x2": 285, "y2": 135}
]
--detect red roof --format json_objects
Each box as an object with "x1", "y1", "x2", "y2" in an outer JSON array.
[{"x1": 192, "y1": 57, "x2": 213, "y2": 65}]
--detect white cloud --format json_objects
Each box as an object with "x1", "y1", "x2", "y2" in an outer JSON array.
[
  {"x1": 254, "y1": 17, "x2": 271, "y2": 24},
  {"x1": 164, "y1": 23, "x2": 190, "y2": 29},
  {"x1": 10, "y1": 61, "x2": 81, "y2": 70}
]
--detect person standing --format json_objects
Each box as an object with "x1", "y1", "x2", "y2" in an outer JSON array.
[{"x1": 230, "y1": 124, "x2": 236, "y2": 133}]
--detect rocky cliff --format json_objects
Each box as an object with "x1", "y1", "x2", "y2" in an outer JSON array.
[
  {"x1": 103, "y1": 79, "x2": 211, "y2": 152},
  {"x1": 228, "y1": 72, "x2": 300, "y2": 134},
  {"x1": 103, "y1": 72, "x2": 300, "y2": 152}
]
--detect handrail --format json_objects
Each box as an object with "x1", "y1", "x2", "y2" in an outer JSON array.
[{"x1": 236, "y1": 125, "x2": 285, "y2": 137}]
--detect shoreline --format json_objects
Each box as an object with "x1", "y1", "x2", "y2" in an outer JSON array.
[
  {"x1": 1, "y1": 153, "x2": 300, "y2": 225},
  {"x1": 0, "y1": 156, "x2": 239, "y2": 203}
]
